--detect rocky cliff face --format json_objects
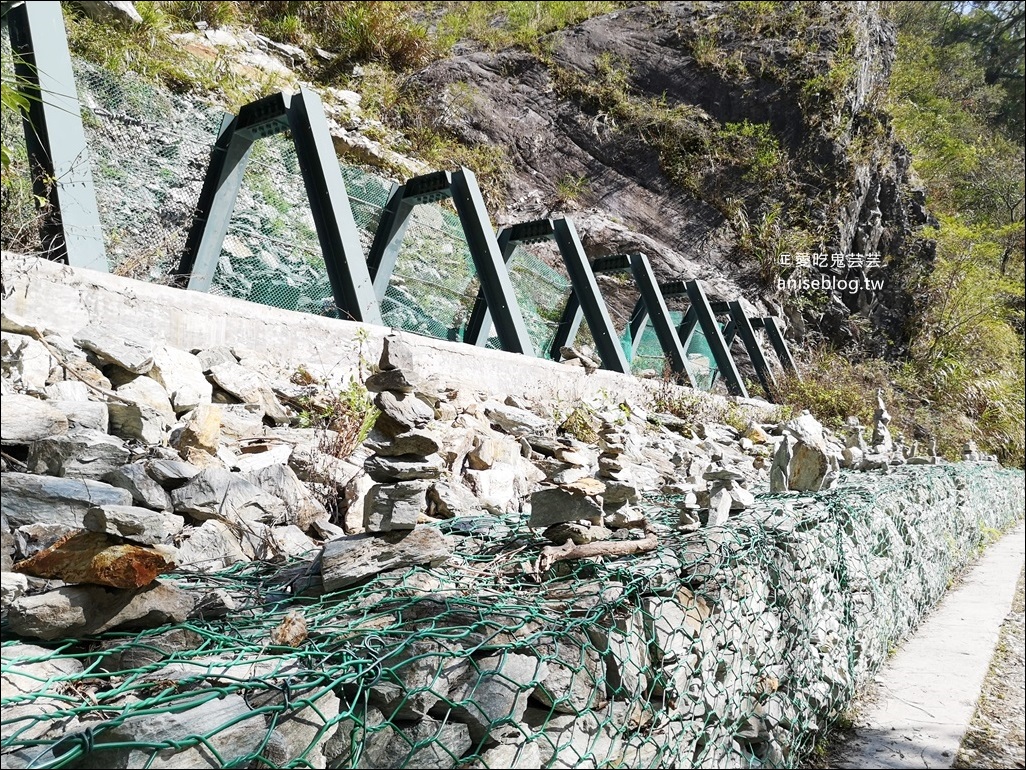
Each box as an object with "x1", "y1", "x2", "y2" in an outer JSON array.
[{"x1": 410, "y1": 1, "x2": 933, "y2": 355}]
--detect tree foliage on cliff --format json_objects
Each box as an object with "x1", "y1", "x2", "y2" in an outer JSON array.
[{"x1": 781, "y1": 2, "x2": 1024, "y2": 466}]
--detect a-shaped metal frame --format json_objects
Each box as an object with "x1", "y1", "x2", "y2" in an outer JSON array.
[
  {"x1": 174, "y1": 89, "x2": 381, "y2": 324},
  {"x1": 712, "y1": 304, "x2": 800, "y2": 389},
  {"x1": 365, "y1": 169, "x2": 533, "y2": 355},
  {"x1": 678, "y1": 282, "x2": 749, "y2": 398},
  {"x1": 640, "y1": 288, "x2": 797, "y2": 398},
  {"x1": 552, "y1": 253, "x2": 700, "y2": 388},
  {"x1": 7, "y1": 1, "x2": 108, "y2": 271},
  {"x1": 461, "y1": 218, "x2": 630, "y2": 373}
]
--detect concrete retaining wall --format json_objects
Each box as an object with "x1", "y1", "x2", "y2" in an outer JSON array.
[{"x1": 2, "y1": 254, "x2": 762, "y2": 414}]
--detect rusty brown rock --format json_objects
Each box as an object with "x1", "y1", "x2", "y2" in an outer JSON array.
[
  {"x1": 13, "y1": 531, "x2": 173, "y2": 589},
  {"x1": 269, "y1": 610, "x2": 308, "y2": 647}
]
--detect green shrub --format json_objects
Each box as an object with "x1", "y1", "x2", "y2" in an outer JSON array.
[
  {"x1": 161, "y1": 1, "x2": 240, "y2": 29},
  {"x1": 240, "y1": 1, "x2": 436, "y2": 71},
  {"x1": 299, "y1": 377, "x2": 379, "y2": 460},
  {"x1": 771, "y1": 350, "x2": 891, "y2": 430},
  {"x1": 432, "y1": 1, "x2": 629, "y2": 52}
]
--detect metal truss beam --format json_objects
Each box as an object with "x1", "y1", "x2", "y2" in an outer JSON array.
[
  {"x1": 763, "y1": 316, "x2": 799, "y2": 376},
  {"x1": 728, "y1": 300, "x2": 777, "y2": 397},
  {"x1": 363, "y1": 168, "x2": 533, "y2": 354},
  {"x1": 289, "y1": 88, "x2": 380, "y2": 324},
  {"x1": 176, "y1": 114, "x2": 254, "y2": 291},
  {"x1": 555, "y1": 254, "x2": 699, "y2": 385},
  {"x1": 629, "y1": 255, "x2": 698, "y2": 387},
  {"x1": 685, "y1": 280, "x2": 748, "y2": 398}
]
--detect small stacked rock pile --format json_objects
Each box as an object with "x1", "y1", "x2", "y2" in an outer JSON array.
[
  {"x1": 362, "y1": 335, "x2": 444, "y2": 533},
  {"x1": 831, "y1": 390, "x2": 964, "y2": 473}
]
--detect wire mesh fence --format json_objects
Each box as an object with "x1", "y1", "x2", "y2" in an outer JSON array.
[
  {"x1": 4, "y1": 464, "x2": 1023, "y2": 769},
  {"x1": 75, "y1": 59, "x2": 222, "y2": 280},
  {"x1": 629, "y1": 311, "x2": 722, "y2": 389}
]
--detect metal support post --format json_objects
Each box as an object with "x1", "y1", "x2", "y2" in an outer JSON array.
[
  {"x1": 685, "y1": 280, "x2": 748, "y2": 398},
  {"x1": 677, "y1": 306, "x2": 699, "y2": 350},
  {"x1": 721, "y1": 319, "x2": 737, "y2": 347},
  {"x1": 463, "y1": 221, "x2": 519, "y2": 346},
  {"x1": 627, "y1": 297, "x2": 648, "y2": 358},
  {"x1": 8, "y1": 1, "x2": 107, "y2": 270},
  {"x1": 552, "y1": 219, "x2": 629, "y2": 373},
  {"x1": 289, "y1": 88, "x2": 381, "y2": 324},
  {"x1": 365, "y1": 182, "x2": 415, "y2": 299},
  {"x1": 629, "y1": 255, "x2": 697, "y2": 387},
  {"x1": 549, "y1": 292, "x2": 584, "y2": 360},
  {"x1": 176, "y1": 114, "x2": 254, "y2": 290},
  {"x1": 449, "y1": 168, "x2": 534, "y2": 355},
  {"x1": 763, "y1": 316, "x2": 800, "y2": 376},
  {"x1": 729, "y1": 301, "x2": 777, "y2": 396}
]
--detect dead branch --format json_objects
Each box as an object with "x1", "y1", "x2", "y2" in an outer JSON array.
[{"x1": 535, "y1": 527, "x2": 658, "y2": 574}]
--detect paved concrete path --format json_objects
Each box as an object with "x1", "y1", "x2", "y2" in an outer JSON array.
[{"x1": 832, "y1": 522, "x2": 1026, "y2": 769}]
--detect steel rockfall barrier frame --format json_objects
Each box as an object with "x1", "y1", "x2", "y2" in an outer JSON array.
[{"x1": 8, "y1": 4, "x2": 798, "y2": 399}]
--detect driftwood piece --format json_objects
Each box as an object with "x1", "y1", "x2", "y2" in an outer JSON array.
[{"x1": 535, "y1": 528, "x2": 658, "y2": 574}]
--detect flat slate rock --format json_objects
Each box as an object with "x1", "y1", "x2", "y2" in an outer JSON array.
[
  {"x1": 366, "y1": 430, "x2": 441, "y2": 458},
  {"x1": 102, "y1": 463, "x2": 173, "y2": 510},
  {"x1": 364, "y1": 368, "x2": 416, "y2": 393},
  {"x1": 82, "y1": 504, "x2": 185, "y2": 545},
  {"x1": 529, "y1": 486, "x2": 604, "y2": 528},
  {"x1": 374, "y1": 391, "x2": 434, "y2": 437},
  {"x1": 27, "y1": 429, "x2": 130, "y2": 480},
  {"x1": 321, "y1": 526, "x2": 452, "y2": 591},
  {"x1": 146, "y1": 458, "x2": 201, "y2": 488},
  {"x1": 2, "y1": 473, "x2": 133, "y2": 530},
  {"x1": 364, "y1": 453, "x2": 444, "y2": 482},
  {"x1": 70, "y1": 694, "x2": 266, "y2": 770},
  {"x1": 13, "y1": 530, "x2": 173, "y2": 589},
  {"x1": 73, "y1": 324, "x2": 153, "y2": 374},
  {"x1": 171, "y1": 467, "x2": 288, "y2": 524},
  {"x1": 6, "y1": 581, "x2": 194, "y2": 640},
  {"x1": 485, "y1": 403, "x2": 549, "y2": 436},
  {"x1": 363, "y1": 481, "x2": 429, "y2": 533},
  {"x1": 378, "y1": 333, "x2": 414, "y2": 372},
  {"x1": 1, "y1": 394, "x2": 68, "y2": 445}
]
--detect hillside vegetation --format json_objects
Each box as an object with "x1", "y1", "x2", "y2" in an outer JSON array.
[{"x1": 1, "y1": 0, "x2": 1023, "y2": 465}]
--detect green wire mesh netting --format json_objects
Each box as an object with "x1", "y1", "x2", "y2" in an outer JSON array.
[
  {"x1": 4, "y1": 464, "x2": 1024, "y2": 769},
  {"x1": 1, "y1": 33, "x2": 574, "y2": 356},
  {"x1": 73, "y1": 60, "x2": 224, "y2": 278}
]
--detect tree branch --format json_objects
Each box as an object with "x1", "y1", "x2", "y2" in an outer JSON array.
[{"x1": 535, "y1": 527, "x2": 659, "y2": 573}]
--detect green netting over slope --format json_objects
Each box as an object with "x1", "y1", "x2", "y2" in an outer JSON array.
[
  {"x1": 1, "y1": 38, "x2": 572, "y2": 353},
  {"x1": 4, "y1": 464, "x2": 1023, "y2": 769},
  {"x1": 486, "y1": 243, "x2": 573, "y2": 357},
  {"x1": 74, "y1": 60, "x2": 222, "y2": 278}
]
